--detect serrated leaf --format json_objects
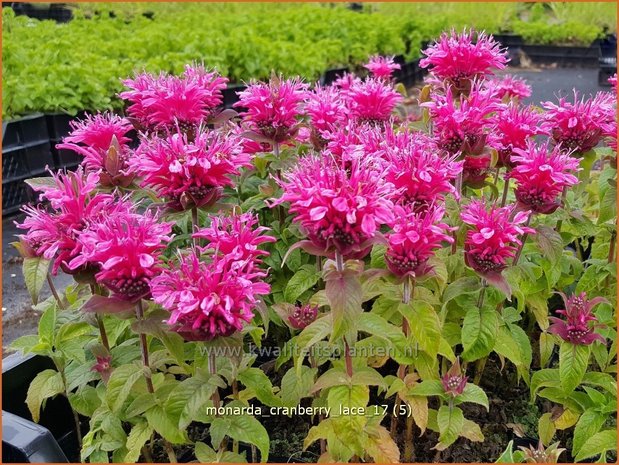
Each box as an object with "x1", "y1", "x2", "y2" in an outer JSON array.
[
  {"x1": 559, "y1": 343, "x2": 590, "y2": 395},
  {"x1": 364, "y1": 424, "x2": 400, "y2": 463},
  {"x1": 400, "y1": 301, "x2": 441, "y2": 358},
  {"x1": 325, "y1": 264, "x2": 362, "y2": 341},
  {"x1": 407, "y1": 380, "x2": 445, "y2": 397},
  {"x1": 295, "y1": 315, "x2": 332, "y2": 373},
  {"x1": 436, "y1": 405, "x2": 464, "y2": 450},
  {"x1": 124, "y1": 421, "x2": 153, "y2": 463},
  {"x1": 238, "y1": 367, "x2": 282, "y2": 407},
  {"x1": 226, "y1": 411, "x2": 270, "y2": 462},
  {"x1": 461, "y1": 306, "x2": 499, "y2": 362},
  {"x1": 194, "y1": 442, "x2": 217, "y2": 463},
  {"x1": 456, "y1": 384, "x2": 489, "y2": 410},
  {"x1": 144, "y1": 405, "x2": 188, "y2": 444},
  {"x1": 280, "y1": 366, "x2": 317, "y2": 407},
  {"x1": 540, "y1": 332, "x2": 555, "y2": 368},
  {"x1": 23, "y1": 256, "x2": 50, "y2": 305},
  {"x1": 460, "y1": 418, "x2": 484, "y2": 442},
  {"x1": 574, "y1": 429, "x2": 617, "y2": 462},
  {"x1": 538, "y1": 412, "x2": 556, "y2": 446},
  {"x1": 573, "y1": 409, "x2": 607, "y2": 456},
  {"x1": 284, "y1": 265, "x2": 320, "y2": 303},
  {"x1": 442, "y1": 277, "x2": 481, "y2": 305},
  {"x1": 535, "y1": 225, "x2": 564, "y2": 263},
  {"x1": 26, "y1": 369, "x2": 65, "y2": 422},
  {"x1": 105, "y1": 364, "x2": 142, "y2": 413}
]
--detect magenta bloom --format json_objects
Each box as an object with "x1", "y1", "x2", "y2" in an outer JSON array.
[
  {"x1": 364, "y1": 55, "x2": 401, "y2": 80},
  {"x1": 383, "y1": 130, "x2": 462, "y2": 208},
  {"x1": 548, "y1": 292, "x2": 607, "y2": 345},
  {"x1": 542, "y1": 91, "x2": 616, "y2": 154},
  {"x1": 120, "y1": 64, "x2": 228, "y2": 130},
  {"x1": 56, "y1": 113, "x2": 135, "y2": 187},
  {"x1": 441, "y1": 359, "x2": 467, "y2": 397},
  {"x1": 151, "y1": 251, "x2": 270, "y2": 340},
  {"x1": 492, "y1": 103, "x2": 545, "y2": 168},
  {"x1": 461, "y1": 200, "x2": 533, "y2": 279},
  {"x1": 16, "y1": 169, "x2": 128, "y2": 275},
  {"x1": 385, "y1": 204, "x2": 454, "y2": 279},
  {"x1": 609, "y1": 73, "x2": 617, "y2": 92},
  {"x1": 510, "y1": 141, "x2": 580, "y2": 214},
  {"x1": 346, "y1": 77, "x2": 403, "y2": 124},
  {"x1": 305, "y1": 85, "x2": 347, "y2": 146},
  {"x1": 420, "y1": 29, "x2": 508, "y2": 90},
  {"x1": 289, "y1": 304, "x2": 319, "y2": 330},
  {"x1": 273, "y1": 155, "x2": 394, "y2": 259},
  {"x1": 462, "y1": 154, "x2": 491, "y2": 189},
  {"x1": 235, "y1": 76, "x2": 308, "y2": 143},
  {"x1": 193, "y1": 212, "x2": 276, "y2": 270},
  {"x1": 70, "y1": 209, "x2": 173, "y2": 302},
  {"x1": 423, "y1": 83, "x2": 503, "y2": 156},
  {"x1": 132, "y1": 128, "x2": 251, "y2": 210},
  {"x1": 491, "y1": 74, "x2": 532, "y2": 100}
]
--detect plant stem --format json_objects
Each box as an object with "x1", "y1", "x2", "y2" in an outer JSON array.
[
  {"x1": 208, "y1": 351, "x2": 222, "y2": 410},
  {"x1": 135, "y1": 300, "x2": 177, "y2": 463},
  {"x1": 391, "y1": 277, "x2": 413, "y2": 437},
  {"x1": 59, "y1": 368, "x2": 82, "y2": 447},
  {"x1": 500, "y1": 176, "x2": 510, "y2": 207},
  {"x1": 46, "y1": 272, "x2": 65, "y2": 309},
  {"x1": 90, "y1": 284, "x2": 110, "y2": 351},
  {"x1": 555, "y1": 186, "x2": 568, "y2": 232},
  {"x1": 455, "y1": 171, "x2": 463, "y2": 201},
  {"x1": 473, "y1": 282, "x2": 489, "y2": 385},
  {"x1": 273, "y1": 141, "x2": 286, "y2": 228},
  {"x1": 141, "y1": 445, "x2": 154, "y2": 463},
  {"x1": 512, "y1": 215, "x2": 532, "y2": 266},
  {"x1": 344, "y1": 339, "x2": 353, "y2": 378},
  {"x1": 609, "y1": 231, "x2": 617, "y2": 263},
  {"x1": 404, "y1": 415, "x2": 415, "y2": 462},
  {"x1": 191, "y1": 206, "x2": 199, "y2": 247}
]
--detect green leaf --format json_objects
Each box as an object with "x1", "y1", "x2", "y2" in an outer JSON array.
[
  {"x1": 400, "y1": 301, "x2": 441, "y2": 358},
  {"x1": 535, "y1": 225, "x2": 564, "y2": 263},
  {"x1": 407, "y1": 380, "x2": 445, "y2": 398},
  {"x1": 284, "y1": 265, "x2": 320, "y2": 303},
  {"x1": 23, "y1": 256, "x2": 50, "y2": 305},
  {"x1": 538, "y1": 412, "x2": 555, "y2": 446},
  {"x1": 105, "y1": 364, "x2": 142, "y2": 413},
  {"x1": 26, "y1": 369, "x2": 65, "y2": 423},
  {"x1": 226, "y1": 411, "x2": 270, "y2": 462},
  {"x1": 325, "y1": 264, "x2": 362, "y2": 341},
  {"x1": 574, "y1": 430, "x2": 617, "y2": 462},
  {"x1": 327, "y1": 385, "x2": 369, "y2": 411},
  {"x1": 531, "y1": 369, "x2": 561, "y2": 400},
  {"x1": 456, "y1": 384, "x2": 489, "y2": 410},
  {"x1": 572, "y1": 409, "x2": 607, "y2": 456},
  {"x1": 436, "y1": 405, "x2": 464, "y2": 450},
  {"x1": 295, "y1": 315, "x2": 332, "y2": 373},
  {"x1": 461, "y1": 306, "x2": 499, "y2": 362},
  {"x1": 598, "y1": 179, "x2": 616, "y2": 225},
  {"x1": 279, "y1": 366, "x2": 317, "y2": 407},
  {"x1": 238, "y1": 367, "x2": 282, "y2": 407},
  {"x1": 495, "y1": 441, "x2": 516, "y2": 463},
  {"x1": 442, "y1": 277, "x2": 481, "y2": 306},
  {"x1": 539, "y1": 332, "x2": 555, "y2": 368},
  {"x1": 124, "y1": 421, "x2": 153, "y2": 463},
  {"x1": 144, "y1": 405, "x2": 188, "y2": 444},
  {"x1": 38, "y1": 304, "x2": 57, "y2": 346},
  {"x1": 559, "y1": 343, "x2": 590, "y2": 394},
  {"x1": 312, "y1": 367, "x2": 350, "y2": 393},
  {"x1": 194, "y1": 442, "x2": 217, "y2": 463}
]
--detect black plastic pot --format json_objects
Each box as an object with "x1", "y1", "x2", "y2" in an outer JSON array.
[
  {"x1": 2, "y1": 146, "x2": 31, "y2": 182},
  {"x1": 2, "y1": 353, "x2": 78, "y2": 463},
  {"x1": 24, "y1": 141, "x2": 53, "y2": 176},
  {"x1": 493, "y1": 33, "x2": 524, "y2": 48},
  {"x1": 2, "y1": 121, "x2": 21, "y2": 149},
  {"x1": 50, "y1": 140, "x2": 82, "y2": 169},
  {"x1": 320, "y1": 67, "x2": 349, "y2": 86},
  {"x1": 2, "y1": 179, "x2": 32, "y2": 216},
  {"x1": 45, "y1": 113, "x2": 76, "y2": 140},
  {"x1": 222, "y1": 84, "x2": 247, "y2": 110},
  {"x1": 17, "y1": 114, "x2": 49, "y2": 144},
  {"x1": 521, "y1": 44, "x2": 600, "y2": 67}
]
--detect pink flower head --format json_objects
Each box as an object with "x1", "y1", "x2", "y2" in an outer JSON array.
[
  {"x1": 609, "y1": 73, "x2": 617, "y2": 92},
  {"x1": 346, "y1": 77, "x2": 403, "y2": 124},
  {"x1": 461, "y1": 200, "x2": 534, "y2": 279},
  {"x1": 56, "y1": 113, "x2": 136, "y2": 187},
  {"x1": 193, "y1": 212, "x2": 276, "y2": 271},
  {"x1": 383, "y1": 129, "x2": 462, "y2": 208},
  {"x1": 332, "y1": 73, "x2": 362, "y2": 93},
  {"x1": 235, "y1": 76, "x2": 308, "y2": 143},
  {"x1": 132, "y1": 128, "x2": 251, "y2": 210},
  {"x1": 273, "y1": 155, "x2": 394, "y2": 259},
  {"x1": 151, "y1": 251, "x2": 270, "y2": 340},
  {"x1": 542, "y1": 91, "x2": 616, "y2": 154},
  {"x1": 16, "y1": 168, "x2": 129, "y2": 275},
  {"x1": 441, "y1": 359, "x2": 467, "y2": 397},
  {"x1": 462, "y1": 154, "x2": 491, "y2": 189},
  {"x1": 491, "y1": 74, "x2": 532, "y2": 100},
  {"x1": 70, "y1": 209, "x2": 173, "y2": 302},
  {"x1": 548, "y1": 292, "x2": 607, "y2": 345},
  {"x1": 305, "y1": 85, "x2": 347, "y2": 147},
  {"x1": 385, "y1": 204, "x2": 454, "y2": 279},
  {"x1": 289, "y1": 304, "x2": 319, "y2": 330},
  {"x1": 364, "y1": 55, "x2": 401, "y2": 80},
  {"x1": 423, "y1": 82, "x2": 503, "y2": 156},
  {"x1": 420, "y1": 29, "x2": 508, "y2": 91},
  {"x1": 492, "y1": 103, "x2": 546, "y2": 168},
  {"x1": 510, "y1": 141, "x2": 580, "y2": 214},
  {"x1": 120, "y1": 64, "x2": 228, "y2": 130},
  {"x1": 91, "y1": 355, "x2": 112, "y2": 382}
]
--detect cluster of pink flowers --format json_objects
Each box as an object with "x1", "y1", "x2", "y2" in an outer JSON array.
[
  {"x1": 364, "y1": 55, "x2": 401, "y2": 80},
  {"x1": 151, "y1": 213, "x2": 274, "y2": 340},
  {"x1": 121, "y1": 64, "x2": 228, "y2": 130},
  {"x1": 132, "y1": 128, "x2": 251, "y2": 210},
  {"x1": 548, "y1": 292, "x2": 607, "y2": 345},
  {"x1": 56, "y1": 113, "x2": 136, "y2": 187},
  {"x1": 460, "y1": 200, "x2": 534, "y2": 280},
  {"x1": 346, "y1": 77, "x2": 403, "y2": 124},
  {"x1": 509, "y1": 141, "x2": 580, "y2": 214},
  {"x1": 490, "y1": 74, "x2": 532, "y2": 100}
]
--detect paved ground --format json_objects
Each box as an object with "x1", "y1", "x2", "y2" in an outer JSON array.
[{"x1": 1, "y1": 66, "x2": 611, "y2": 351}]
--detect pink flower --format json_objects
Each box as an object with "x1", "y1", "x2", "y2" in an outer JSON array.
[
  {"x1": 423, "y1": 83, "x2": 503, "y2": 156},
  {"x1": 16, "y1": 168, "x2": 129, "y2": 275},
  {"x1": 364, "y1": 55, "x2": 401, "y2": 80},
  {"x1": 332, "y1": 73, "x2": 362, "y2": 93},
  {"x1": 490, "y1": 74, "x2": 532, "y2": 100},
  {"x1": 193, "y1": 212, "x2": 276, "y2": 271},
  {"x1": 509, "y1": 141, "x2": 580, "y2": 214},
  {"x1": 462, "y1": 154, "x2": 491, "y2": 189},
  {"x1": 385, "y1": 204, "x2": 454, "y2": 279},
  {"x1": 420, "y1": 29, "x2": 508, "y2": 90},
  {"x1": 151, "y1": 251, "x2": 270, "y2": 340},
  {"x1": 305, "y1": 85, "x2": 347, "y2": 146},
  {"x1": 491, "y1": 103, "x2": 546, "y2": 168},
  {"x1": 56, "y1": 113, "x2": 136, "y2": 187},
  {"x1": 441, "y1": 359, "x2": 467, "y2": 397},
  {"x1": 548, "y1": 292, "x2": 607, "y2": 345},
  {"x1": 609, "y1": 73, "x2": 617, "y2": 92},
  {"x1": 461, "y1": 200, "x2": 533, "y2": 279},
  {"x1": 91, "y1": 355, "x2": 112, "y2": 382},
  {"x1": 70, "y1": 209, "x2": 173, "y2": 302},
  {"x1": 383, "y1": 129, "x2": 462, "y2": 208},
  {"x1": 346, "y1": 77, "x2": 403, "y2": 124},
  {"x1": 120, "y1": 64, "x2": 228, "y2": 130},
  {"x1": 289, "y1": 304, "x2": 319, "y2": 329},
  {"x1": 273, "y1": 155, "x2": 394, "y2": 259},
  {"x1": 235, "y1": 76, "x2": 308, "y2": 143},
  {"x1": 542, "y1": 91, "x2": 616, "y2": 154},
  {"x1": 132, "y1": 128, "x2": 251, "y2": 210}
]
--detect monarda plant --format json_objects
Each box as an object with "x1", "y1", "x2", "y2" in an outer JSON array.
[{"x1": 10, "y1": 34, "x2": 617, "y2": 463}]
